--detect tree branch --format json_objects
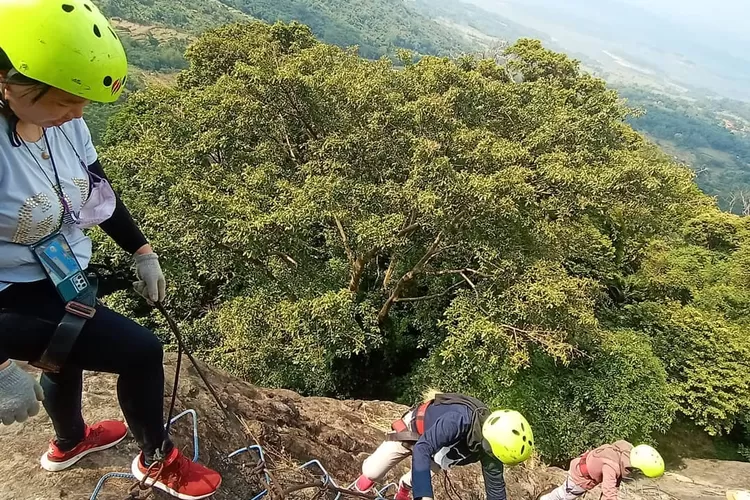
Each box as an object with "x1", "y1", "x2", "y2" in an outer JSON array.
[
  {"x1": 276, "y1": 113, "x2": 300, "y2": 162},
  {"x1": 334, "y1": 217, "x2": 379, "y2": 292},
  {"x1": 349, "y1": 247, "x2": 378, "y2": 292},
  {"x1": 460, "y1": 271, "x2": 479, "y2": 300},
  {"x1": 397, "y1": 222, "x2": 421, "y2": 237},
  {"x1": 428, "y1": 268, "x2": 489, "y2": 277},
  {"x1": 395, "y1": 280, "x2": 464, "y2": 303},
  {"x1": 274, "y1": 252, "x2": 298, "y2": 268},
  {"x1": 382, "y1": 257, "x2": 397, "y2": 289},
  {"x1": 497, "y1": 323, "x2": 584, "y2": 360},
  {"x1": 378, "y1": 232, "x2": 444, "y2": 324},
  {"x1": 412, "y1": 232, "x2": 444, "y2": 273},
  {"x1": 279, "y1": 82, "x2": 319, "y2": 141},
  {"x1": 334, "y1": 216, "x2": 355, "y2": 266}
]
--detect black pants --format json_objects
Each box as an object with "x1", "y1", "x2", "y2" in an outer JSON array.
[{"x1": 0, "y1": 280, "x2": 170, "y2": 459}]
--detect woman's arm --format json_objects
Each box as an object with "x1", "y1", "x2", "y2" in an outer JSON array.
[
  {"x1": 87, "y1": 160, "x2": 165, "y2": 302},
  {"x1": 87, "y1": 160, "x2": 149, "y2": 255}
]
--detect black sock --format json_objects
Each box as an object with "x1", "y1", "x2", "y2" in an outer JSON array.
[
  {"x1": 54, "y1": 434, "x2": 85, "y2": 452},
  {"x1": 143, "y1": 441, "x2": 174, "y2": 467}
]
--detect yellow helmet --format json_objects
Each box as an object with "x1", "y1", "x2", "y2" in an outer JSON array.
[
  {"x1": 482, "y1": 409, "x2": 534, "y2": 465},
  {"x1": 0, "y1": 0, "x2": 128, "y2": 102},
  {"x1": 630, "y1": 444, "x2": 665, "y2": 478}
]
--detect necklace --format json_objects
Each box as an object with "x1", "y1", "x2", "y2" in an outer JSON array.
[{"x1": 29, "y1": 136, "x2": 50, "y2": 160}]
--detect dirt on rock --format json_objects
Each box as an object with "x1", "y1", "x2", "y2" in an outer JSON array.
[{"x1": 0, "y1": 354, "x2": 746, "y2": 500}]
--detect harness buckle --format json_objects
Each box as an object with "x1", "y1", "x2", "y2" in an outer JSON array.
[{"x1": 65, "y1": 301, "x2": 96, "y2": 319}]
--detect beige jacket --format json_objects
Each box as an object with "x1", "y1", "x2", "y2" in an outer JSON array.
[{"x1": 569, "y1": 441, "x2": 633, "y2": 500}]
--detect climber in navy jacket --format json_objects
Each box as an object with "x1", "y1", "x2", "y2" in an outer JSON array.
[{"x1": 353, "y1": 393, "x2": 535, "y2": 500}]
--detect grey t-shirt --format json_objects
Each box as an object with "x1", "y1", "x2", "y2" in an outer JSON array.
[{"x1": 0, "y1": 117, "x2": 97, "y2": 290}]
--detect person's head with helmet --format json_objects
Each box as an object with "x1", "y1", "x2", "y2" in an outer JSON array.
[
  {"x1": 482, "y1": 409, "x2": 535, "y2": 465},
  {"x1": 0, "y1": 0, "x2": 127, "y2": 126},
  {"x1": 629, "y1": 444, "x2": 665, "y2": 478}
]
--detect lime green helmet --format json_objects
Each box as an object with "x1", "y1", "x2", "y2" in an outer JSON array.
[
  {"x1": 0, "y1": 0, "x2": 128, "y2": 103},
  {"x1": 482, "y1": 409, "x2": 534, "y2": 465},
  {"x1": 630, "y1": 444, "x2": 664, "y2": 478}
]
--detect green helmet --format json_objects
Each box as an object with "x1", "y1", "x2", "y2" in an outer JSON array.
[
  {"x1": 0, "y1": 0, "x2": 128, "y2": 103},
  {"x1": 482, "y1": 409, "x2": 534, "y2": 465},
  {"x1": 630, "y1": 444, "x2": 664, "y2": 478}
]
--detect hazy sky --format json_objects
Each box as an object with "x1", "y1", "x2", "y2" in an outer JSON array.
[
  {"x1": 619, "y1": 0, "x2": 750, "y2": 39},
  {"x1": 467, "y1": 0, "x2": 750, "y2": 98},
  {"x1": 477, "y1": 0, "x2": 750, "y2": 43},
  {"x1": 470, "y1": 0, "x2": 750, "y2": 57}
]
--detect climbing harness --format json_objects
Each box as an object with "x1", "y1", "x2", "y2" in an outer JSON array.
[
  {"x1": 387, "y1": 400, "x2": 431, "y2": 443},
  {"x1": 27, "y1": 231, "x2": 99, "y2": 373}
]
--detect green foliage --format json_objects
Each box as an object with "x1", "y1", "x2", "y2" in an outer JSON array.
[
  {"x1": 192, "y1": 289, "x2": 381, "y2": 395},
  {"x1": 120, "y1": 34, "x2": 189, "y2": 71},
  {"x1": 94, "y1": 23, "x2": 739, "y2": 461},
  {"x1": 624, "y1": 302, "x2": 750, "y2": 434},
  {"x1": 435, "y1": 262, "x2": 599, "y2": 392},
  {"x1": 621, "y1": 214, "x2": 750, "y2": 435}
]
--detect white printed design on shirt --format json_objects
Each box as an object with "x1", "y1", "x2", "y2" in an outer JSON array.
[
  {"x1": 12, "y1": 193, "x2": 58, "y2": 245},
  {"x1": 11, "y1": 178, "x2": 85, "y2": 245},
  {"x1": 73, "y1": 177, "x2": 90, "y2": 204}
]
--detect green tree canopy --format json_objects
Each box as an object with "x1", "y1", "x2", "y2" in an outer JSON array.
[{"x1": 93, "y1": 23, "x2": 747, "y2": 461}]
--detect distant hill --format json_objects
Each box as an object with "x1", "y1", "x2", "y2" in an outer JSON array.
[
  {"x1": 97, "y1": 0, "x2": 549, "y2": 65},
  {"x1": 99, "y1": 0, "x2": 477, "y2": 61},
  {"x1": 97, "y1": 0, "x2": 248, "y2": 32}
]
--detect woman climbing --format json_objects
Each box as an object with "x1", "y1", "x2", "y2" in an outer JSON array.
[
  {"x1": 540, "y1": 441, "x2": 664, "y2": 500},
  {"x1": 0, "y1": 1, "x2": 221, "y2": 498}
]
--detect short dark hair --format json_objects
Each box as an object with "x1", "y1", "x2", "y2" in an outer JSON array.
[{"x1": 0, "y1": 48, "x2": 52, "y2": 120}]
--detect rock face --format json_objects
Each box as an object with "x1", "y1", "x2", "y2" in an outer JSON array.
[{"x1": 0, "y1": 354, "x2": 746, "y2": 500}]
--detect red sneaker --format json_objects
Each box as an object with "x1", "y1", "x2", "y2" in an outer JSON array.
[
  {"x1": 131, "y1": 447, "x2": 221, "y2": 500},
  {"x1": 40, "y1": 420, "x2": 128, "y2": 472},
  {"x1": 394, "y1": 483, "x2": 412, "y2": 500}
]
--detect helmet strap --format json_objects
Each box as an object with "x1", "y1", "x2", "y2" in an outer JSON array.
[
  {"x1": 5, "y1": 68, "x2": 19, "y2": 82},
  {"x1": 480, "y1": 438, "x2": 494, "y2": 456}
]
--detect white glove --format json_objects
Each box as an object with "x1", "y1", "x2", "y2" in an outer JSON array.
[
  {"x1": 134, "y1": 252, "x2": 167, "y2": 303},
  {"x1": 0, "y1": 361, "x2": 44, "y2": 425}
]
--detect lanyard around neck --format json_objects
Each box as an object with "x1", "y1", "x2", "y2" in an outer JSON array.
[{"x1": 21, "y1": 129, "x2": 76, "y2": 223}]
